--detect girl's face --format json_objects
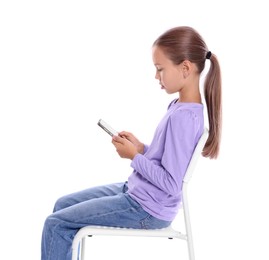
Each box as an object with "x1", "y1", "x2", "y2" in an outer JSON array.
[{"x1": 152, "y1": 46, "x2": 185, "y2": 94}]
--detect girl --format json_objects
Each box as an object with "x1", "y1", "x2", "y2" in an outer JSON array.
[{"x1": 41, "y1": 26, "x2": 222, "y2": 260}]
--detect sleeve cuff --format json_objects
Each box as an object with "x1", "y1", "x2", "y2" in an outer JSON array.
[{"x1": 131, "y1": 153, "x2": 142, "y2": 169}]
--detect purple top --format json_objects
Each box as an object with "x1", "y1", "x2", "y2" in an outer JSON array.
[{"x1": 127, "y1": 99, "x2": 204, "y2": 221}]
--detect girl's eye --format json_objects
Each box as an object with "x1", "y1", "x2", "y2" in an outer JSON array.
[{"x1": 156, "y1": 68, "x2": 163, "y2": 72}]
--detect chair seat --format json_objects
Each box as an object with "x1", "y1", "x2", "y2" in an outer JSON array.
[{"x1": 74, "y1": 225, "x2": 187, "y2": 240}]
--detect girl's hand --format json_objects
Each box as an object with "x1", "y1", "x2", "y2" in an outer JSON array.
[
  {"x1": 118, "y1": 131, "x2": 145, "y2": 154},
  {"x1": 112, "y1": 135, "x2": 139, "y2": 160}
]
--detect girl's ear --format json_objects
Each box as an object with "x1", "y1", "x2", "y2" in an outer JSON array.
[{"x1": 182, "y1": 60, "x2": 191, "y2": 78}]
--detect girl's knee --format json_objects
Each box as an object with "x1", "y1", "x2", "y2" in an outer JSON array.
[
  {"x1": 44, "y1": 214, "x2": 58, "y2": 232},
  {"x1": 53, "y1": 196, "x2": 69, "y2": 212}
]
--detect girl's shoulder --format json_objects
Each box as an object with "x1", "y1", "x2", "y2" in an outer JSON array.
[{"x1": 168, "y1": 101, "x2": 204, "y2": 124}]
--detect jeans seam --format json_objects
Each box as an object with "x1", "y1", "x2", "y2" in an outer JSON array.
[
  {"x1": 46, "y1": 218, "x2": 62, "y2": 260},
  {"x1": 140, "y1": 214, "x2": 151, "y2": 229}
]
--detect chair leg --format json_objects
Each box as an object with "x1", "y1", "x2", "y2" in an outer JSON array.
[
  {"x1": 186, "y1": 232, "x2": 195, "y2": 260},
  {"x1": 72, "y1": 232, "x2": 85, "y2": 260},
  {"x1": 81, "y1": 237, "x2": 86, "y2": 260},
  {"x1": 71, "y1": 239, "x2": 79, "y2": 260},
  {"x1": 182, "y1": 185, "x2": 195, "y2": 260}
]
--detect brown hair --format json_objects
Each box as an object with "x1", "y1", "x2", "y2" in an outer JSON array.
[{"x1": 153, "y1": 26, "x2": 222, "y2": 159}]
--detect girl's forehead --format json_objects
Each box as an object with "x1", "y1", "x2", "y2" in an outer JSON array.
[
  {"x1": 152, "y1": 46, "x2": 172, "y2": 66},
  {"x1": 152, "y1": 46, "x2": 167, "y2": 62}
]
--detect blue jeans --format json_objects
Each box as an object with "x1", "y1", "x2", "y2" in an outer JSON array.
[{"x1": 41, "y1": 182, "x2": 171, "y2": 260}]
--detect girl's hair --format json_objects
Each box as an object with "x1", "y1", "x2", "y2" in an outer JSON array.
[{"x1": 153, "y1": 26, "x2": 222, "y2": 159}]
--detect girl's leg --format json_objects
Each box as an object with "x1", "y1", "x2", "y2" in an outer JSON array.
[
  {"x1": 42, "y1": 182, "x2": 126, "y2": 260},
  {"x1": 41, "y1": 190, "x2": 171, "y2": 260},
  {"x1": 53, "y1": 182, "x2": 127, "y2": 212}
]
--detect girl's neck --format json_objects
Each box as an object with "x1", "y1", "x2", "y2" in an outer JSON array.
[
  {"x1": 178, "y1": 91, "x2": 202, "y2": 104},
  {"x1": 178, "y1": 73, "x2": 202, "y2": 104}
]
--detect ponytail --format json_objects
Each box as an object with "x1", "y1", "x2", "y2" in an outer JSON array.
[{"x1": 202, "y1": 53, "x2": 222, "y2": 159}]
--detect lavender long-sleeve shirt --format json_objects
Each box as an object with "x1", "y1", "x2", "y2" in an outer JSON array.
[{"x1": 127, "y1": 100, "x2": 204, "y2": 221}]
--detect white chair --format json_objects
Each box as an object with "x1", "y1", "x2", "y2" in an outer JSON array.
[{"x1": 72, "y1": 128, "x2": 209, "y2": 260}]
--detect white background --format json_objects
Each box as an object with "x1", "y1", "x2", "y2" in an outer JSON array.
[{"x1": 1, "y1": 0, "x2": 269, "y2": 259}]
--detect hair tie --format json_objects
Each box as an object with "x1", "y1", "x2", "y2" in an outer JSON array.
[{"x1": 206, "y1": 51, "x2": 212, "y2": 59}]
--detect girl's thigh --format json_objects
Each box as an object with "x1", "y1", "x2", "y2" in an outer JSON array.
[
  {"x1": 53, "y1": 182, "x2": 127, "y2": 212},
  {"x1": 52, "y1": 192, "x2": 171, "y2": 229}
]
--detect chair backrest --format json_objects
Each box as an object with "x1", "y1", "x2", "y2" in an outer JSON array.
[{"x1": 183, "y1": 128, "x2": 209, "y2": 184}]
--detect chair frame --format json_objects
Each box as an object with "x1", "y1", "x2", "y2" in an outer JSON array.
[{"x1": 72, "y1": 128, "x2": 209, "y2": 260}]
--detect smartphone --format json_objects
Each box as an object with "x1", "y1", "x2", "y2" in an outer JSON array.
[{"x1": 97, "y1": 119, "x2": 118, "y2": 137}]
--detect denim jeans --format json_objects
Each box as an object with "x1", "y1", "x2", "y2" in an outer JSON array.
[{"x1": 41, "y1": 182, "x2": 171, "y2": 260}]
